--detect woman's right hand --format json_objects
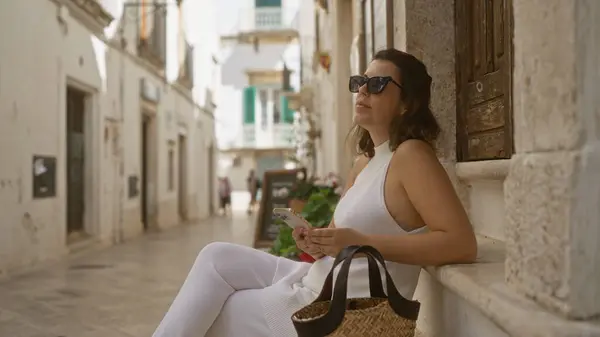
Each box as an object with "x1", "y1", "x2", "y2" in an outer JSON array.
[{"x1": 292, "y1": 227, "x2": 325, "y2": 260}]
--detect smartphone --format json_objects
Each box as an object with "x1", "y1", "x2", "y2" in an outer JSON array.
[{"x1": 273, "y1": 208, "x2": 311, "y2": 230}]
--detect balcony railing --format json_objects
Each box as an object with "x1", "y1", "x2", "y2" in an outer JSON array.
[
  {"x1": 255, "y1": 7, "x2": 282, "y2": 29},
  {"x1": 225, "y1": 124, "x2": 295, "y2": 150},
  {"x1": 272, "y1": 124, "x2": 295, "y2": 147},
  {"x1": 235, "y1": 7, "x2": 300, "y2": 33},
  {"x1": 138, "y1": 5, "x2": 167, "y2": 70}
]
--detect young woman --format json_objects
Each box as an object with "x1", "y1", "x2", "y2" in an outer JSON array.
[
  {"x1": 217, "y1": 176, "x2": 232, "y2": 215},
  {"x1": 152, "y1": 49, "x2": 477, "y2": 337},
  {"x1": 246, "y1": 169, "x2": 259, "y2": 214}
]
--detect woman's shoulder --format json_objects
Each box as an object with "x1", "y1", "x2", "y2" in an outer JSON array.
[
  {"x1": 390, "y1": 139, "x2": 442, "y2": 177},
  {"x1": 392, "y1": 139, "x2": 437, "y2": 161}
]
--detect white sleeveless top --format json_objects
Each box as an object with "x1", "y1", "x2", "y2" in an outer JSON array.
[
  {"x1": 301, "y1": 140, "x2": 425, "y2": 298},
  {"x1": 261, "y1": 140, "x2": 425, "y2": 337}
]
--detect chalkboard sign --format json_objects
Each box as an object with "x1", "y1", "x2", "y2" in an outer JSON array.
[{"x1": 254, "y1": 168, "x2": 306, "y2": 248}]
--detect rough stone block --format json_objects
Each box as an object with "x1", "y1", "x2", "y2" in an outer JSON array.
[
  {"x1": 404, "y1": 0, "x2": 456, "y2": 162},
  {"x1": 513, "y1": 0, "x2": 600, "y2": 153},
  {"x1": 504, "y1": 147, "x2": 600, "y2": 319}
]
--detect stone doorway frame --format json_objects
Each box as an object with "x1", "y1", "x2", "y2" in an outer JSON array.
[{"x1": 64, "y1": 77, "x2": 102, "y2": 246}]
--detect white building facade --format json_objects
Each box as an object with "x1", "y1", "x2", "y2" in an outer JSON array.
[
  {"x1": 0, "y1": 0, "x2": 219, "y2": 276},
  {"x1": 216, "y1": 0, "x2": 301, "y2": 190}
]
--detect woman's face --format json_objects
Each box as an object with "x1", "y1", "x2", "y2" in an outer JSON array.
[{"x1": 353, "y1": 60, "x2": 403, "y2": 129}]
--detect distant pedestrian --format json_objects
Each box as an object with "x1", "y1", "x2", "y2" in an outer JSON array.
[
  {"x1": 246, "y1": 170, "x2": 259, "y2": 214},
  {"x1": 218, "y1": 177, "x2": 232, "y2": 215}
]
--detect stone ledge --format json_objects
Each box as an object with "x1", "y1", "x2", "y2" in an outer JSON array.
[
  {"x1": 424, "y1": 236, "x2": 600, "y2": 337},
  {"x1": 456, "y1": 159, "x2": 511, "y2": 181},
  {"x1": 54, "y1": 0, "x2": 114, "y2": 35}
]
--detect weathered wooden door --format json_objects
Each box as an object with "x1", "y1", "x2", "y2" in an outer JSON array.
[
  {"x1": 66, "y1": 87, "x2": 86, "y2": 236},
  {"x1": 141, "y1": 117, "x2": 149, "y2": 229},
  {"x1": 455, "y1": 0, "x2": 513, "y2": 161}
]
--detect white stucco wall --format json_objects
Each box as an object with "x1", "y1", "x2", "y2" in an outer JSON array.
[
  {"x1": 0, "y1": 0, "x2": 218, "y2": 276},
  {"x1": 302, "y1": 0, "x2": 341, "y2": 178}
]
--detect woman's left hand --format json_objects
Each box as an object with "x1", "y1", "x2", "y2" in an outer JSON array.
[{"x1": 308, "y1": 228, "x2": 368, "y2": 257}]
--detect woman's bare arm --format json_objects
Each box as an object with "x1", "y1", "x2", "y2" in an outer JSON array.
[{"x1": 365, "y1": 140, "x2": 477, "y2": 266}]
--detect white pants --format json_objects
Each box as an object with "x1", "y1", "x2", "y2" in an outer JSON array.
[{"x1": 152, "y1": 242, "x2": 296, "y2": 337}]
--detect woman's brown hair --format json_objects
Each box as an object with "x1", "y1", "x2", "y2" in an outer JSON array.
[{"x1": 348, "y1": 49, "x2": 440, "y2": 158}]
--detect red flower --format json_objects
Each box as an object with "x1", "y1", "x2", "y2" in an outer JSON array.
[{"x1": 298, "y1": 252, "x2": 316, "y2": 263}]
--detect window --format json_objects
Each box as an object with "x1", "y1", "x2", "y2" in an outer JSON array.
[
  {"x1": 151, "y1": 4, "x2": 167, "y2": 61},
  {"x1": 315, "y1": 11, "x2": 320, "y2": 52},
  {"x1": 255, "y1": 0, "x2": 281, "y2": 7},
  {"x1": 362, "y1": 0, "x2": 374, "y2": 67},
  {"x1": 372, "y1": 0, "x2": 386, "y2": 51},
  {"x1": 168, "y1": 148, "x2": 175, "y2": 191},
  {"x1": 259, "y1": 89, "x2": 268, "y2": 130},
  {"x1": 255, "y1": 0, "x2": 282, "y2": 28},
  {"x1": 281, "y1": 95, "x2": 294, "y2": 124},
  {"x1": 243, "y1": 86, "x2": 256, "y2": 124},
  {"x1": 138, "y1": 0, "x2": 167, "y2": 68},
  {"x1": 455, "y1": 0, "x2": 513, "y2": 161},
  {"x1": 372, "y1": 0, "x2": 394, "y2": 51}
]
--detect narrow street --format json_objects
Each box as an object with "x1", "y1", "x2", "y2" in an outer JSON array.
[{"x1": 0, "y1": 214, "x2": 255, "y2": 337}]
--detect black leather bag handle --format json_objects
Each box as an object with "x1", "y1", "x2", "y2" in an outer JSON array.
[
  {"x1": 313, "y1": 245, "x2": 385, "y2": 303},
  {"x1": 293, "y1": 245, "x2": 420, "y2": 337}
]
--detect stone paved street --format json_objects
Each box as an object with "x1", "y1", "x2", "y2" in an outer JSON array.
[{"x1": 0, "y1": 214, "x2": 255, "y2": 337}]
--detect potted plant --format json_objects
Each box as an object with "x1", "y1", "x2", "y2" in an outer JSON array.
[
  {"x1": 319, "y1": 52, "x2": 331, "y2": 73},
  {"x1": 288, "y1": 177, "x2": 319, "y2": 212},
  {"x1": 316, "y1": 0, "x2": 329, "y2": 12},
  {"x1": 270, "y1": 173, "x2": 343, "y2": 261}
]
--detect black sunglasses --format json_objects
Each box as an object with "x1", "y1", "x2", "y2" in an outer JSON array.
[{"x1": 349, "y1": 75, "x2": 403, "y2": 94}]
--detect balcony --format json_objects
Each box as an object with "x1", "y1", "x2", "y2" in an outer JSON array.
[
  {"x1": 272, "y1": 124, "x2": 295, "y2": 148},
  {"x1": 224, "y1": 124, "x2": 295, "y2": 150},
  {"x1": 177, "y1": 43, "x2": 194, "y2": 90},
  {"x1": 137, "y1": 5, "x2": 167, "y2": 71},
  {"x1": 254, "y1": 7, "x2": 283, "y2": 30},
  {"x1": 221, "y1": 7, "x2": 300, "y2": 45}
]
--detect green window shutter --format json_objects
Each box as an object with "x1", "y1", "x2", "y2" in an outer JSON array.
[
  {"x1": 256, "y1": 0, "x2": 281, "y2": 7},
  {"x1": 281, "y1": 95, "x2": 294, "y2": 123},
  {"x1": 243, "y1": 86, "x2": 256, "y2": 124}
]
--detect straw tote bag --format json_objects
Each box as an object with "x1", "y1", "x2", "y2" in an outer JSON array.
[{"x1": 291, "y1": 245, "x2": 420, "y2": 337}]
